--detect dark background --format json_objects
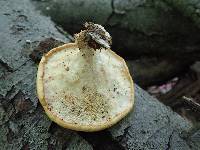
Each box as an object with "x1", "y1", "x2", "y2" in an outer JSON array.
[{"x1": 0, "y1": 0, "x2": 199, "y2": 149}]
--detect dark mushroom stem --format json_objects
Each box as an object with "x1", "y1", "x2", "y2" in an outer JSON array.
[{"x1": 75, "y1": 22, "x2": 112, "y2": 56}]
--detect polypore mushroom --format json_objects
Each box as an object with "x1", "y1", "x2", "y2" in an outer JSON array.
[{"x1": 37, "y1": 22, "x2": 134, "y2": 132}]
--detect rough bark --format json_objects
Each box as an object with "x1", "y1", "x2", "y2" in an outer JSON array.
[
  {"x1": 0, "y1": 0, "x2": 92, "y2": 149},
  {"x1": 0, "y1": 0, "x2": 199, "y2": 150},
  {"x1": 186, "y1": 126, "x2": 200, "y2": 150},
  {"x1": 33, "y1": 0, "x2": 200, "y2": 60},
  {"x1": 108, "y1": 85, "x2": 192, "y2": 149}
]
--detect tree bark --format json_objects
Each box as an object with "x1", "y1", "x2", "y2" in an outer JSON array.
[
  {"x1": 0, "y1": 0, "x2": 92, "y2": 149},
  {"x1": 0, "y1": 0, "x2": 199, "y2": 150}
]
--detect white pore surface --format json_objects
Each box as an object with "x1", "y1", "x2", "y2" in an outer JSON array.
[{"x1": 43, "y1": 46, "x2": 133, "y2": 126}]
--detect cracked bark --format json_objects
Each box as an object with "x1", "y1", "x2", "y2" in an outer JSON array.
[
  {"x1": 0, "y1": 0, "x2": 199, "y2": 149},
  {"x1": 166, "y1": 130, "x2": 174, "y2": 150},
  {"x1": 0, "y1": 0, "x2": 92, "y2": 149},
  {"x1": 107, "y1": 85, "x2": 194, "y2": 149}
]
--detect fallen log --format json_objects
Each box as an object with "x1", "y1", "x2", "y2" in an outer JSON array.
[{"x1": 0, "y1": 0, "x2": 92, "y2": 149}]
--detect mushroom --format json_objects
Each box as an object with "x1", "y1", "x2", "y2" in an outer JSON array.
[{"x1": 37, "y1": 22, "x2": 134, "y2": 132}]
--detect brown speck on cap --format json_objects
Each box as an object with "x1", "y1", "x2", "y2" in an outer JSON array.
[
  {"x1": 65, "y1": 66, "x2": 69, "y2": 71},
  {"x1": 82, "y1": 86, "x2": 86, "y2": 92}
]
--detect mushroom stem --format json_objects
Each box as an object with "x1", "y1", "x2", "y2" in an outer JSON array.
[
  {"x1": 75, "y1": 22, "x2": 112, "y2": 57},
  {"x1": 75, "y1": 30, "x2": 95, "y2": 57},
  {"x1": 75, "y1": 31, "x2": 95, "y2": 69},
  {"x1": 74, "y1": 22, "x2": 112, "y2": 86}
]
